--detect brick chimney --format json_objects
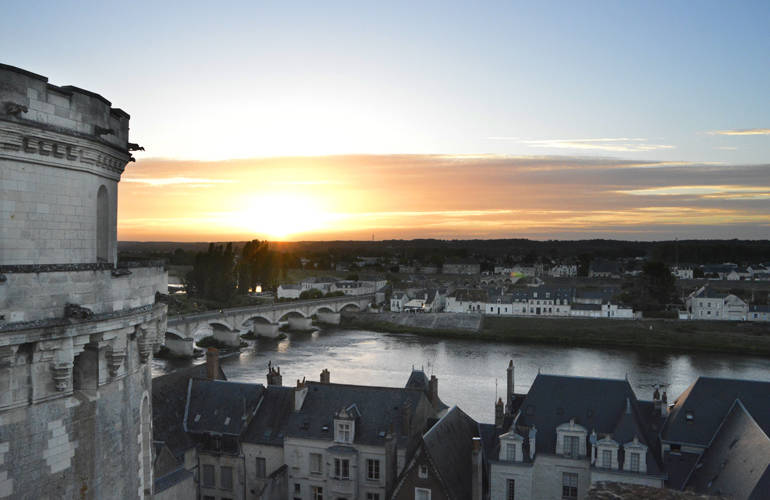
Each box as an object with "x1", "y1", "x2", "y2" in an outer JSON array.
[
  {"x1": 266, "y1": 361, "x2": 282, "y2": 386},
  {"x1": 320, "y1": 368, "x2": 330, "y2": 384},
  {"x1": 471, "y1": 437, "x2": 482, "y2": 500},
  {"x1": 495, "y1": 398, "x2": 504, "y2": 428},
  {"x1": 206, "y1": 347, "x2": 219, "y2": 380},
  {"x1": 428, "y1": 375, "x2": 439, "y2": 406},
  {"x1": 505, "y1": 360, "x2": 514, "y2": 414}
]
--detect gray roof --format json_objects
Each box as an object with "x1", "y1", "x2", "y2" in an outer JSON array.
[
  {"x1": 663, "y1": 451, "x2": 701, "y2": 490},
  {"x1": 750, "y1": 304, "x2": 770, "y2": 312},
  {"x1": 516, "y1": 374, "x2": 661, "y2": 473},
  {"x1": 152, "y1": 364, "x2": 227, "y2": 457},
  {"x1": 405, "y1": 370, "x2": 429, "y2": 391},
  {"x1": 421, "y1": 406, "x2": 480, "y2": 500},
  {"x1": 185, "y1": 378, "x2": 264, "y2": 436},
  {"x1": 688, "y1": 400, "x2": 770, "y2": 499},
  {"x1": 450, "y1": 289, "x2": 488, "y2": 301},
  {"x1": 242, "y1": 385, "x2": 295, "y2": 446},
  {"x1": 571, "y1": 303, "x2": 601, "y2": 311},
  {"x1": 286, "y1": 381, "x2": 428, "y2": 446},
  {"x1": 661, "y1": 377, "x2": 770, "y2": 447}
]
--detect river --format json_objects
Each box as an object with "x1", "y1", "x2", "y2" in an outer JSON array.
[{"x1": 152, "y1": 327, "x2": 770, "y2": 423}]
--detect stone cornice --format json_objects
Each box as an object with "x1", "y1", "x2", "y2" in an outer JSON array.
[{"x1": 0, "y1": 119, "x2": 131, "y2": 180}]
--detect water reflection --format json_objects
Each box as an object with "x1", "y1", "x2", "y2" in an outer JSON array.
[{"x1": 152, "y1": 328, "x2": 770, "y2": 422}]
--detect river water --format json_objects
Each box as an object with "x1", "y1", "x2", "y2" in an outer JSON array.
[{"x1": 152, "y1": 327, "x2": 770, "y2": 423}]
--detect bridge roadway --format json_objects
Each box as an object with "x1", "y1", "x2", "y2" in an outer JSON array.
[{"x1": 165, "y1": 293, "x2": 374, "y2": 341}]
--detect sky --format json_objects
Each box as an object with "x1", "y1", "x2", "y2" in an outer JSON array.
[{"x1": 2, "y1": 1, "x2": 769, "y2": 241}]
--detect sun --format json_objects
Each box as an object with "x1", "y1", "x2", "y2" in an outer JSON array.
[{"x1": 232, "y1": 192, "x2": 333, "y2": 240}]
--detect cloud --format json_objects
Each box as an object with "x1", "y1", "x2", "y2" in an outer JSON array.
[
  {"x1": 615, "y1": 185, "x2": 770, "y2": 197},
  {"x1": 517, "y1": 138, "x2": 675, "y2": 152},
  {"x1": 707, "y1": 128, "x2": 770, "y2": 136},
  {"x1": 715, "y1": 146, "x2": 738, "y2": 150},
  {"x1": 122, "y1": 177, "x2": 236, "y2": 187}
]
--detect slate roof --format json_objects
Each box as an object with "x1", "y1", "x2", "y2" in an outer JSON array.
[
  {"x1": 185, "y1": 378, "x2": 264, "y2": 436},
  {"x1": 515, "y1": 374, "x2": 662, "y2": 473},
  {"x1": 509, "y1": 287, "x2": 574, "y2": 302},
  {"x1": 449, "y1": 289, "x2": 488, "y2": 301},
  {"x1": 571, "y1": 303, "x2": 602, "y2": 311},
  {"x1": 152, "y1": 364, "x2": 226, "y2": 458},
  {"x1": 661, "y1": 377, "x2": 770, "y2": 447},
  {"x1": 405, "y1": 370, "x2": 429, "y2": 391},
  {"x1": 664, "y1": 451, "x2": 701, "y2": 490},
  {"x1": 421, "y1": 406, "x2": 480, "y2": 500},
  {"x1": 286, "y1": 381, "x2": 428, "y2": 446},
  {"x1": 242, "y1": 385, "x2": 295, "y2": 446},
  {"x1": 688, "y1": 400, "x2": 770, "y2": 499},
  {"x1": 750, "y1": 304, "x2": 770, "y2": 312}
]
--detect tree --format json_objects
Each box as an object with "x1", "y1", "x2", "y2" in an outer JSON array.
[
  {"x1": 185, "y1": 243, "x2": 237, "y2": 303},
  {"x1": 621, "y1": 261, "x2": 677, "y2": 313}
]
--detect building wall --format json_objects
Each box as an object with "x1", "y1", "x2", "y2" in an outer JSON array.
[
  {"x1": 242, "y1": 443, "x2": 284, "y2": 498},
  {"x1": 392, "y1": 449, "x2": 447, "y2": 500},
  {"x1": 154, "y1": 475, "x2": 196, "y2": 500},
  {"x1": 489, "y1": 461, "x2": 534, "y2": 500},
  {"x1": 198, "y1": 452, "x2": 245, "y2": 500},
  {"x1": 1, "y1": 264, "x2": 167, "y2": 323},
  {"x1": 0, "y1": 305, "x2": 164, "y2": 499}
]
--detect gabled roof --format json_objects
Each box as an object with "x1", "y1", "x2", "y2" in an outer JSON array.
[
  {"x1": 286, "y1": 381, "x2": 428, "y2": 446},
  {"x1": 185, "y1": 378, "x2": 263, "y2": 436},
  {"x1": 242, "y1": 385, "x2": 294, "y2": 446},
  {"x1": 405, "y1": 370, "x2": 429, "y2": 391},
  {"x1": 661, "y1": 377, "x2": 770, "y2": 447},
  {"x1": 515, "y1": 374, "x2": 661, "y2": 472},
  {"x1": 152, "y1": 364, "x2": 227, "y2": 458},
  {"x1": 449, "y1": 288, "x2": 488, "y2": 301},
  {"x1": 421, "y1": 406, "x2": 480, "y2": 500},
  {"x1": 688, "y1": 400, "x2": 770, "y2": 499}
]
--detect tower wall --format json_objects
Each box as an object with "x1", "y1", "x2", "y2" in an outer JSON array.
[{"x1": 0, "y1": 64, "x2": 166, "y2": 499}]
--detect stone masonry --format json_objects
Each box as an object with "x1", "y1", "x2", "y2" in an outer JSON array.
[{"x1": 0, "y1": 64, "x2": 167, "y2": 499}]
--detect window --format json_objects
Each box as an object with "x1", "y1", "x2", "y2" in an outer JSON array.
[
  {"x1": 507, "y1": 479, "x2": 515, "y2": 500},
  {"x1": 415, "y1": 488, "x2": 431, "y2": 500},
  {"x1": 256, "y1": 457, "x2": 266, "y2": 478},
  {"x1": 202, "y1": 464, "x2": 215, "y2": 488},
  {"x1": 337, "y1": 422, "x2": 352, "y2": 443},
  {"x1": 294, "y1": 483, "x2": 301, "y2": 494},
  {"x1": 312, "y1": 486, "x2": 324, "y2": 500},
  {"x1": 366, "y1": 494, "x2": 380, "y2": 500},
  {"x1": 601, "y1": 449, "x2": 612, "y2": 468},
  {"x1": 506, "y1": 443, "x2": 516, "y2": 461},
  {"x1": 563, "y1": 435, "x2": 579, "y2": 457},
  {"x1": 562, "y1": 472, "x2": 578, "y2": 499},
  {"x1": 630, "y1": 452, "x2": 640, "y2": 472},
  {"x1": 367, "y1": 459, "x2": 380, "y2": 480},
  {"x1": 334, "y1": 458, "x2": 350, "y2": 479},
  {"x1": 418, "y1": 464, "x2": 429, "y2": 479},
  {"x1": 310, "y1": 453, "x2": 323, "y2": 474},
  {"x1": 220, "y1": 466, "x2": 233, "y2": 490},
  {"x1": 96, "y1": 185, "x2": 109, "y2": 262}
]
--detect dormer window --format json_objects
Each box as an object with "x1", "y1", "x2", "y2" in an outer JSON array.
[
  {"x1": 418, "y1": 464, "x2": 429, "y2": 479},
  {"x1": 336, "y1": 421, "x2": 352, "y2": 443},
  {"x1": 556, "y1": 419, "x2": 588, "y2": 458}
]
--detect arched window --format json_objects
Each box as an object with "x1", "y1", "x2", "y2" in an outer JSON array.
[{"x1": 97, "y1": 185, "x2": 109, "y2": 262}]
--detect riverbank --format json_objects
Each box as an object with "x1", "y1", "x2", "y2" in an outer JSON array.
[{"x1": 342, "y1": 312, "x2": 770, "y2": 356}]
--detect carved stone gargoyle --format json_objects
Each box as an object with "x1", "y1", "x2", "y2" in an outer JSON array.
[
  {"x1": 64, "y1": 303, "x2": 94, "y2": 320},
  {"x1": 4, "y1": 102, "x2": 28, "y2": 116}
]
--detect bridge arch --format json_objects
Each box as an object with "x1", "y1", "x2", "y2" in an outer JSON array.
[
  {"x1": 339, "y1": 302, "x2": 363, "y2": 312},
  {"x1": 209, "y1": 320, "x2": 235, "y2": 332},
  {"x1": 239, "y1": 315, "x2": 274, "y2": 330},
  {"x1": 278, "y1": 310, "x2": 307, "y2": 322},
  {"x1": 165, "y1": 329, "x2": 185, "y2": 340}
]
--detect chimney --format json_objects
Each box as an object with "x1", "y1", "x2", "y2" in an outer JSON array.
[
  {"x1": 206, "y1": 347, "x2": 219, "y2": 380},
  {"x1": 266, "y1": 361, "x2": 282, "y2": 386},
  {"x1": 429, "y1": 375, "x2": 439, "y2": 406},
  {"x1": 661, "y1": 391, "x2": 668, "y2": 417},
  {"x1": 625, "y1": 397, "x2": 632, "y2": 415},
  {"x1": 528, "y1": 426, "x2": 537, "y2": 460},
  {"x1": 294, "y1": 378, "x2": 308, "y2": 411},
  {"x1": 320, "y1": 368, "x2": 330, "y2": 384},
  {"x1": 384, "y1": 426, "x2": 397, "y2": 497},
  {"x1": 471, "y1": 437, "x2": 482, "y2": 500},
  {"x1": 505, "y1": 360, "x2": 514, "y2": 414},
  {"x1": 653, "y1": 385, "x2": 662, "y2": 413},
  {"x1": 401, "y1": 400, "x2": 412, "y2": 437},
  {"x1": 495, "y1": 398, "x2": 504, "y2": 428}
]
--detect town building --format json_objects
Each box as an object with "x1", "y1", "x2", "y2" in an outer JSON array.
[
  {"x1": 445, "y1": 289, "x2": 488, "y2": 313},
  {"x1": 588, "y1": 259, "x2": 622, "y2": 279},
  {"x1": 685, "y1": 286, "x2": 749, "y2": 320},
  {"x1": 549, "y1": 264, "x2": 578, "y2": 278},
  {"x1": 442, "y1": 258, "x2": 481, "y2": 275},
  {"x1": 0, "y1": 64, "x2": 168, "y2": 499},
  {"x1": 659, "y1": 376, "x2": 770, "y2": 497},
  {"x1": 278, "y1": 283, "x2": 302, "y2": 299},
  {"x1": 671, "y1": 266, "x2": 694, "y2": 280},
  {"x1": 489, "y1": 370, "x2": 666, "y2": 500}
]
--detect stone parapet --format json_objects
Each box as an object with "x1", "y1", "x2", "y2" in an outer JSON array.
[
  {"x1": 0, "y1": 63, "x2": 129, "y2": 151},
  {"x1": 0, "y1": 264, "x2": 167, "y2": 324}
]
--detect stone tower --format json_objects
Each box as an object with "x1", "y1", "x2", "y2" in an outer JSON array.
[{"x1": 0, "y1": 64, "x2": 167, "y2": 499}]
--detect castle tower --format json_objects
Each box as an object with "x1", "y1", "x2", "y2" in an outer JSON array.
[{"x1": 0, "y1": 64, "x2": 167, "y2": 499}]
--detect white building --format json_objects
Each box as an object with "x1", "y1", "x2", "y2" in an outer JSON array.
[
  {"x1": 685, "y1": 286, "x2": 748, "y2": 320},
  {"x1": 277, "y1": 283, "x2": 302, "y2": 299},
  {"x1": 671, "y1": 266, "x2": 694, "y2": 280},
  {"x1": 549, "y1": 264, "x2": 578, "y2": 278},
  {"x1": 490, "y1": 373, "x2": 665, "y2": 500},
  {"x1": 445, "y1": 289, "x2": 488, "y2": 313}
]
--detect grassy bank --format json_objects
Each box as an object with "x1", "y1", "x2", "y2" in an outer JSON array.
[{"x1": 343, "y1": 313, "x2": 770, "y2": 356}]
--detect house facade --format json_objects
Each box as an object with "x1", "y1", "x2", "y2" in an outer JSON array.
[{"x1": 685, "y1": 286, "x2": 748, "y2": 320}]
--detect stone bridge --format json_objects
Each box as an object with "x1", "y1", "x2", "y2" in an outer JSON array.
[{"x1": 164, "y1": 294, "x2": 373, "y2": 356}]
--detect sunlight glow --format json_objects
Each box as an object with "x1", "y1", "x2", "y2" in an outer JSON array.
[{"x1": 231, "y1": 193, "x2": 334, "y2": 240}]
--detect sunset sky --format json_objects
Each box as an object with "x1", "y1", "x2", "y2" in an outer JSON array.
[{"x1": 4, "y1": 1, "x2": 769, "y2": 241}]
